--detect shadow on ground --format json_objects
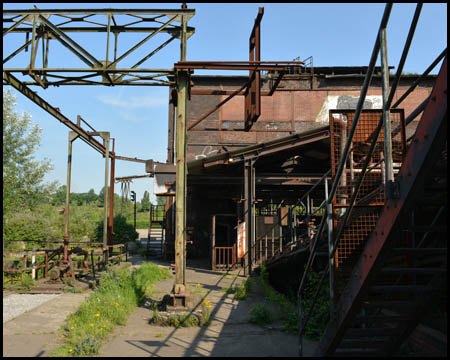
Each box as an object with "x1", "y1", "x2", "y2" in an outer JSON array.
[{"x1": 97, "y1": 256, "x2": 318, "y2": 357}]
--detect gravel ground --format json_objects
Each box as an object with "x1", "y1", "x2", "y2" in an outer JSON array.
[{"x1": 3, "y1": 293, "x2": 61, "y2": 323}]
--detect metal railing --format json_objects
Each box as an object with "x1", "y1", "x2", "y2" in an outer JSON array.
[
  {"x1": 3, "y1": 241, "x2": 127, "y2": 283},
  {"x1": 295, "y1": 3, "x2": 446, "y2": 355},
  {"x1": 251, "y1": 170, "x2": 331, "y2": 265}
]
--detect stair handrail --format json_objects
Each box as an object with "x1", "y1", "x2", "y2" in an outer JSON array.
[
  {"x1": 297, "y1": 3, "x2": 446, "y2": 355},
  {"x1": 255, "y1": 170, "x2": 331, "y2": 263},
  {"x1": 297, "y1": 3, "x2": 394, "y2": 355}
]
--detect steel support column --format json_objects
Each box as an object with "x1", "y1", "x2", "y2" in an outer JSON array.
[
  {"x1": 171, "y1": 8, "x2": 189, "y2": 305},
  {"x1": 324, "y1": 177, "x2": 335, "y2": 318},
  {"x1": 108, "y1": 139, "x2": 115, "y2": 256},
  {"x1": 174, "y1": 69, "x2": 188, "y2": 296},
  {"x1": 101, "y1": 133, "x2": 110, "y2": 251},
  {"x1": 64, "y1": 132, "x2": 78, "y2": 263},
  {"x1": 244, "y1": 159, "x2": 255, "y2": 276},
  {"x1": 380, "y1": 27, "x2": 394, "y2": 199}
]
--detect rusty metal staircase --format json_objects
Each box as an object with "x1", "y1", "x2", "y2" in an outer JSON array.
[{"x1": 314, "y1": 57, "x2": 447, "y2": 356}]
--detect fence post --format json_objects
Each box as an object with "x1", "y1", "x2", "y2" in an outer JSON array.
[
  {"x1": 265, "y1": 235, "x2": 268, "y2": 260},
  {"x1": 31, "y1": 252, "x2": 36, "y2": 280},
  {"x1": 211, "y1": 215, "x2": 216, "y2": 271},
  {"x1": 45, "y1": 251, "x2": 48, "y2": 278},
  {"x1": 91, "y1": 250, "x2": 96, "y2": 279}
]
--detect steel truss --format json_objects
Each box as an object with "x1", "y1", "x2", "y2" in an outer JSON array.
[{"x1": 3, "y1": 8, "x2": 195, "y2": 87}]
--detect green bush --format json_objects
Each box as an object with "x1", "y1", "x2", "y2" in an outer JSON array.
[
  {"x1": 94, "y1": 214, "x2": 138, "y2": 244},
  {"x1": 3, "y1": 210, "x2": 60, "y2": 250},
  {"x1": 301, "y1": 270, "x2": 330, "y2": 340},
  {"x1": 3, "y1": 203, "x2": 105, "y2": 251}
]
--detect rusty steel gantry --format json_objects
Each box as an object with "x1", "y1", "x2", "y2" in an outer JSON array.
[
  {"x1": 3, "y1": 5, "x2": 305, "y2": 306},
  {"x1": 3, "y1": 6, "x2": 195, "y2": 303}
]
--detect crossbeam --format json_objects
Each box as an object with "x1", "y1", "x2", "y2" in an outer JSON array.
[{"x1": 3, "y1": 8, "x2": 196, "y2": 87}]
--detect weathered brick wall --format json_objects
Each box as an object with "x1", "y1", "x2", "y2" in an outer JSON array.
[{"x1": 168, "y1": 74, "x2": 435, "y2": 162}]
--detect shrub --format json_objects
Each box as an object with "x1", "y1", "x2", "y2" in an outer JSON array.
[
  {"x1": 94, "y1": 214, "x2": 138, "y2": 244},
  {"x1": 248, "y1": 304, "x2": 273, "y2": 325},
  {"x1": 301, "y1": 269, "x2": 330, "y2": 340},
  {"x1": 3, "y1": 210, "x2": 60, "y2": 250}
]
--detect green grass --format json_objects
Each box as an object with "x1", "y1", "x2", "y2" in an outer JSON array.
[
  {"x1": 50, "y1": 262, "x2": 171, "y2": 357},
  {"x1": 222, "y1": 277, "x2": 254, "y2": 300}
]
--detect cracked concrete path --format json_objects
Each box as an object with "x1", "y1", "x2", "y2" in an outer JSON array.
[
  {"x1": 3, "y1": 292, "x2": 90, "y2": 357},
  {"x1": 97, "y1": 258, "x2": 318, "y2": 357}
]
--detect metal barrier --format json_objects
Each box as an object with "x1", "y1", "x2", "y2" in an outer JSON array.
[
  {"x1": 3, "y1": 241, "x2": 127, "y2": 283},
  {"x1": 213, "y1": 245, "x2": 236, "y2": 271}
]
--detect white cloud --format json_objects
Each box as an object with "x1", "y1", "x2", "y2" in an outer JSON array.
[{"x1": 97, "y1": 94, "x2": 167, "y2": 109}]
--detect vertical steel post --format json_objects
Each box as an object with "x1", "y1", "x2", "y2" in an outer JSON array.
[
  {"x1": 174, "y1": 11, "x2": 188, "y2": 295},
  {"x1": 106, "y1": 14, "x2": 111, "y2": 64},
  {"x1": 29, "y1": 15, "x2": 37, "y2": 68},
  {"x1": 64, "y1": 132, "x2": 77, "y2": 263},
  {"x1": 324, "y1": 177, "x2": 335, "y2": 318},
  {"x1": 108, "y1": 139, "x2": 115, "y2": 256},
  {"x1": 174, "y1": 70, "x2": 188, "y2": 293},
  {"x1": 102, "y1": 133, "x2": 110, "y2": 252},
  {"x1": 251, "y1": 163, "x2": 256, "y2": 264},
  {"x1": 244, "y1": 159, "x2": 253, "y2": 276},
  {"x1": 306, "y1": 194, "x2": 311, "y2": 251},
  {"x1": 212, "y1": 215, "x2": 216, "y2": 270},
  {"x1": 380, "y1": 27, "x2": 394, "y2": 199}
]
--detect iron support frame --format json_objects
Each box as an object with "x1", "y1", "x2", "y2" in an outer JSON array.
[
  {"x1": 380, "y1": 27, "x2": 394, "y2": 199},
  {"x1": 316, "y1": 56, "x2": 447, "y2": 356},
  {"x1": 173, "y1": 72, "x2": 189, "y2": 298},
  {"x1": 327, "y1": 3, "x2": 393, "y2": 204},
  {"x1": 102, "y1": 133, "x2": 110, "y2": 251},
  {"x1": 3, "y1": 8, "x2": 196, "y2": 87},
  {"x1": 244, "y1": 160, "x2": 250, "y2": 275},
  {"x1": 244, "y1": 159, "x2": 255, "y2": 275},
  {"x1": 324, "y1": 177, "x2": 335, "y2": 318},
  {"x1": 108, "y1": 139, "x2": 115, "y2": 256},
  {"x1": 64, "y1": 132, "x2": 79, "y2": 263}
]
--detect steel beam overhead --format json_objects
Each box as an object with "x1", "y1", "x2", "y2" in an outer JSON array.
[
  {"x1": 3, "y1": 8, "x2": 196, "y2": 87},
  {"x1": 3, "y1": 71, "x2": 111, "y2": 157}
]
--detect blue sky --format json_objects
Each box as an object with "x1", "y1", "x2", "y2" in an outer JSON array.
[{"x1": 3, "y1": 3, "x2": 447, "y2": 203}]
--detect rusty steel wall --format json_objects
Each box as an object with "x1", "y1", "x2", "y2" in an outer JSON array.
[{"x1": 171, "y1": 74, "x2": 434, "y2": 163}]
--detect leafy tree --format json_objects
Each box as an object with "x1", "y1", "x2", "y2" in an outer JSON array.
[
  {"x1": 98, "y1": 186, "x2": 110, "y2": 205},
  {"x1": 52, "y1": 185, "x2": 67, "y2": 205},
  {"x1": 86, "y1": 188, "x2": 97, "y2": 203},
  {"x1": 3, "y1": 89, "x2": 57, "y2": 214},
  {"x1": 141, "y1": 190, "x2": 150, "y2": 212}
]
